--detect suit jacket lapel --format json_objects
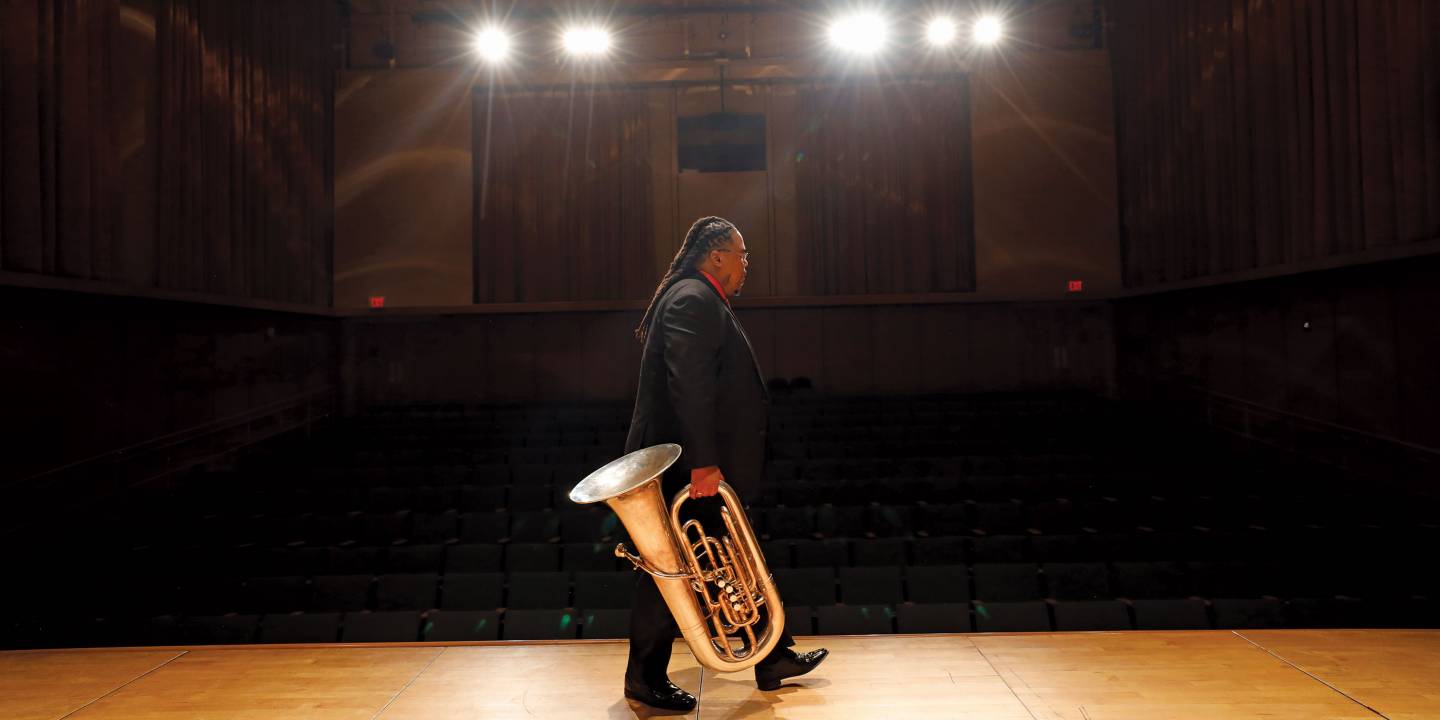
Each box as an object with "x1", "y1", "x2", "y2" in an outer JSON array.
[{"x1": 692, "y1": 273, "x2": 769, "y2": 399}]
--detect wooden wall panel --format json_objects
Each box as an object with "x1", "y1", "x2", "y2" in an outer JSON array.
[
  {"x1": 870, "y1": 306, "x2": 923, "y2": 396},
  {"x1": 1110, "y1": 0, "x2": 1440, "y2": 289},
  {"x1": 768, "y1": 309, "x2": 824, "y2": 385},
  {"x1": 918, "y1": 305, "x2": 971, "y2": 394},
  {"x1": 819, "y1": 308, "x2": 874, "y2": 395},
  {"x1": 347, "y1": 301, "x2": 1112, "y2": 409}
]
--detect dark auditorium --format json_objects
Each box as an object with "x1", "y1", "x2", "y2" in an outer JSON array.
[{"x1": 2, "y1": 0, "x2": 1437, "y2": 717}]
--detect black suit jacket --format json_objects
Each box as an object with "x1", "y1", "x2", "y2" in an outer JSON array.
[{"x1": 624, "y1": 274, "x2": 770, "y2": 499}]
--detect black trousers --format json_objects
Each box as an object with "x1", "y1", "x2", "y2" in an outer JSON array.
[{"x1": 625, "y1": 495, "x2": 795, "y2": 686}]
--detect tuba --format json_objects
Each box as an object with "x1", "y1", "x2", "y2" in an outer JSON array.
[{"x1": 569, "y1": 444, "x2": 785, "y2": 673}]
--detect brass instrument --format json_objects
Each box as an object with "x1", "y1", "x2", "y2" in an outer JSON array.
[{"x1": 569, "y1": 444, "x2": 785, "y2": 673}]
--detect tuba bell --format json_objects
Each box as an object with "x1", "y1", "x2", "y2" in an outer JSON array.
[{"x1": 569, "y1": 444, "x2": 785, "y2": 673}]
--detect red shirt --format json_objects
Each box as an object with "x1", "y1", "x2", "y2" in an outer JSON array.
[{"x1": 698, "y1": 270, "x2": 729, "y2": 305}]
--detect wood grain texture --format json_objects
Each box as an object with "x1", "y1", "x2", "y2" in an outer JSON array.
[
  {"x1": 0, "y1": 649, "x2": 182, "y2": 720},
  {"x1": 5, "y1": 631, "x2": 1436, "y2": 719}
]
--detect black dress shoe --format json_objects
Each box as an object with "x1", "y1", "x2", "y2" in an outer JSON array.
[
  {"x1": 755, "y1": 648, "x2": 829, "y2": 691},
  {"x1": 623, "y1": 681, "x2": 697, "y2": 712}
]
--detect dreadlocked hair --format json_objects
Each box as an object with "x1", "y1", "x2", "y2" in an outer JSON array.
[{"x1": 634, "y1": 216, "x2": 737, "y2": 344}]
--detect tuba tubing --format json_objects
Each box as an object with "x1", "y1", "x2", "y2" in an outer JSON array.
[{"x1": 569, "y1": 444, "x2": 785, "y2": 673}]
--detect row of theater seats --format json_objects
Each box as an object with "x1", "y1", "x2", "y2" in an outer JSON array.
[
  {"x1": 114, "y1": 522, "x2": 1434, "y2": 583},
  {"x1": 20, "y1": 594, "x2": 1434, "y2": 651},
  {"x1": 95, "y1": 556, "x2": 1432, "y2": 619},
  {"x1": 7, "y1": 393, "x2": 1435, "y2": 649}
]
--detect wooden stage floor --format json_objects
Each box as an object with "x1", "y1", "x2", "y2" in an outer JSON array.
[{"x1": 3, "y1": 630, "x2": 1437, "y2": 719}]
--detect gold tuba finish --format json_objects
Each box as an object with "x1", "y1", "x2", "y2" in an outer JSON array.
[{"x1": 569, "y1": 444, "x2": 785, "y2": 673}]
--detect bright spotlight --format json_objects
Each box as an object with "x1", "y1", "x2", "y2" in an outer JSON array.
[
  {"x1": 562, "y1": 25, "x2": 612, "y2": 57},
  {"x1": 827, "y1": 11, "x2": 888, "y2": 55},
  {"x1": 926, "y1": 17, "x2": 958, "y2": 46},
  {"x1": 973, "y1": 15, "x2": 1004, "y2": 45},
  {"x1": 471, "y1": 26, "x2": 511, "y2": 64}
]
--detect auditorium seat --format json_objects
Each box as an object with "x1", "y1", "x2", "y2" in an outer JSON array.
[
  {"x1": 179, "y1": 577, "x2": 246, "y2": 615},
  {"x1": 792, "y1": 538, "x2": 850, "y2": 568},
  {"x1": 869, "y1": 505, "x2": 915, "y2": 537},
  {"x1": 375, "y1": 574, "x2": 439, "y2": 611},
  {"x1": 1043, "y1": 562, "x2": 1111, "y2": 601},
  {"x1": 916, "y1": 504, "x2": 970, "y2": 536},
  {"x1": 911, "y1": 536, "x2": 967, "y2": 566},
  {"x1": 440, "y1": 573, "x2": 504, "y2": 610},
  {"x1": 183, "y1": 614, "x2": 260, "y2": 644},
  {"x1": 415, "y1": 485, "x2": 460, "y2": 514},
  {"x1": 581, "y1": 609, "x2": 631, "y2": 639},
  {"x1": 1027, "y1": 500, "x2": 1079, "y2": 534},
  {"x1": 1285, "y1": 597, "x2": 1364, "y2": 628},
  {"x1": 241, "y1": 576, "x2": 311, "y2": 614},
  {"x1": 409, "y1": 514, "x2": 459, "y2": 544},
  {"x1": 460, "y1": 485, "x2": 506, "y2": 512},
  {"x1": 784, "y1": 605, "x2": 814, "y2": 635},
  {"x1": 970, "y1": 535, "x2": 1034, "y2": 563},
  {"x1": 760, "y1": 540, "x2": 794, "y2": 568},
  {"x1": 422, "y1": 610, "x2": 500, "y2": 641},
  {"x1": 1211, "y1": 598, "x2": 1285, "y2": 629},
  {"x1": 508, "y1": 482, "x2": 553, "y2": 512},
  {"x1": 326, "y1": 547, "x2": 387, "y2": 575},
  {"x1": 816, "y1": 505, "x2": 867, "y2": 537},
  {"x1": 360, "y1": 511, "x2": 412, "y2": 545},
  {"x1": 386, "y1": 544, "x2": 445, "y2": 574},
  {"x1": 897, "y1": 603, "x2": 971, "y2": 633},
  {"x1": 839, "y1": 566, "x2": 904, "y2": 605},
  {"x1": 341, "y1": 611, "x2": 421, "y2": 642},
  {"x1": 559, "y1": 509, "x2": 606, "y2": 543},
  {"x1": 508, "y1": 512, "x2": 560, "y2": 543},
  {"x1": 972, "y1": 502, "x2": 1029, "y2": 535},
  {"x1": 310, "y1": 575, "x2": 374, "y2": 612},
  {"x1": 906, "y1": 565, "x2": 971, "y2": 604},
  {"x1": 573, "y1": 571, "x2": 636, "y2": 609},
  {"x1": 973, "y1": 564, "x2": 1042, "y2": 602},
  {"x1": 1132, "y1": 599, "x2": 1211, "y2": 629},
  {"x1": 1052, "y1": 600, "x2": 1132, "y2": 630},
  {"x1": 504, "y1": 543, "x2": 560, "y2": 572},
  {"x1": 774, "y1": 568, "x2": 837, "y2": 606},
  {"x1": 815, "y1": 605, "x2": 894, "y2": 635},
  {"x1": 1111, "y1": 562, "x2": 1191, "y2": 599},
  {"x1": 851, "y1": 538, "x2": 908, "y2": 566},
  {"x1": 504, "y1": 609, "x2": 578, "y2": 640},
  {"x1": 765, "y1": 506, "x2": 818, "y2": 539},
  {"x1": 260, "y1": 612, "x2": 341, "y2": 643},
  {"x1": 561, "y1": 542, "x2": 619, "y2": 572},
  {"x1": 444, "y1": 544, "x2": 502, "y2": 574},
  {"x1": 973, "y1": 601, "x2": 1051, "y2": 632},
  {"x1": 507, "y1": 571, "x2": 571, "y2": 609},
  {"x1": 459, "y1": 511, "x2": 510, "y2": 543}
]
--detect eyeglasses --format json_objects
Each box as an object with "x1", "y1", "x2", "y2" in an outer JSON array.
[{"x1": 716, "y1": 249, "x2": 751, "y2": 262}]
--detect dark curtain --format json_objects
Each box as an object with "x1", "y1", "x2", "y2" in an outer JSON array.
[
  {"x1": 1, "y1": 0, "x2": 337, "y2": 305},
  {"x1": 473, "y1": 87, "x2": 655, "y2": 303},
  {"x1": 1110, "y1": 0, "x2": 1440, "y2": 289},
  {"x1": 792, "y1": 78, "x2": 976, "y2": 295}
]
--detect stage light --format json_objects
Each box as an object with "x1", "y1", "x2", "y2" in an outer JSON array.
[
  {"x1": 827, "y1": 11, "x2": 888, "y2": 55},
  {"x1": 926, "y1": 17, "x2": 958, "y2": 47},
  {"x1": 973, "y1": 15, "x2": 1004, "y2": 45},
  {"x1": 562, "y1": 25, "x2": 612, "y2": 57},
  {"x1": 471, "y1": 26, "x2": 511, "y2": 64}
]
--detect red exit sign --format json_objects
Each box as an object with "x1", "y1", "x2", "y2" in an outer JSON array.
[
  {"x1": 1067, "y1": 280, "x2": 1083, "y2": 293},
  {"x1": 369, "y1": 296, "x2": 386, "y2": 308}
]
